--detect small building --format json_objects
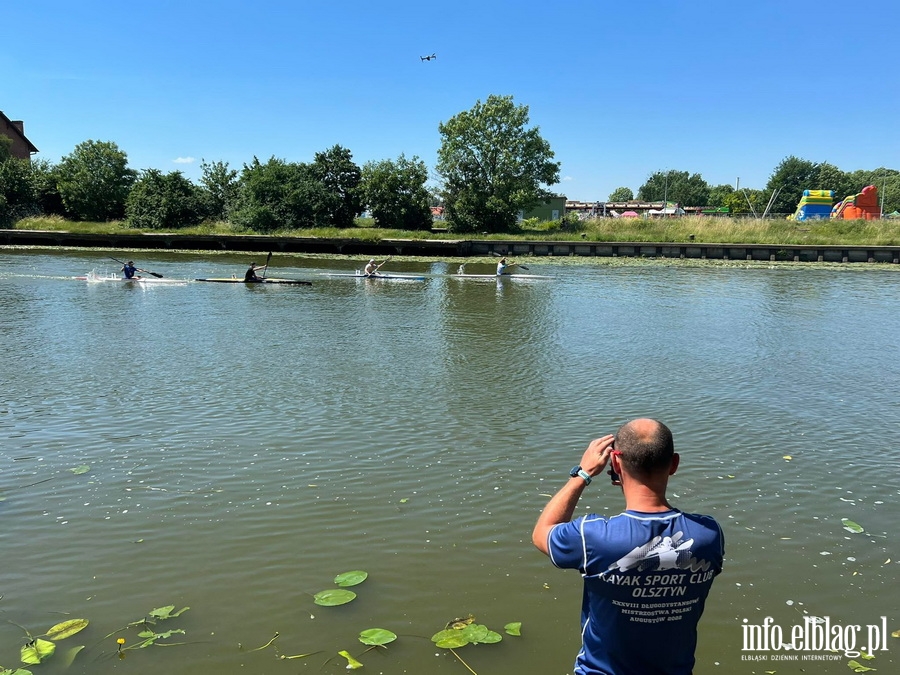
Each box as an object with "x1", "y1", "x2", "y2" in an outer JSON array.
[
  {"x1": 0, "y1": 111, "x2": 38, "y2": 159},
  {"x1": 519, "y1": 195, "x2": 566, "y2": 222}
]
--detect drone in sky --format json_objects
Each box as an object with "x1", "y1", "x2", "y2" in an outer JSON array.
[{"x1": 420, "y1": 53, "x2": 436, "y2": 61}]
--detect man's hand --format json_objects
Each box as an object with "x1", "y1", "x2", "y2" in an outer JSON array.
[{"x1": 579, "y1": 435, "x2": 615, "y2": 478}]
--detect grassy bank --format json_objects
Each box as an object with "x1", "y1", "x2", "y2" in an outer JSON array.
[{"x1": 12, "y1": 214, "x2": 900, "y2": 246}]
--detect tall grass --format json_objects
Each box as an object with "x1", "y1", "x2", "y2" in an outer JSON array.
[{"x1": 11, "y1": 215, "x2": 900, "y2": 246}]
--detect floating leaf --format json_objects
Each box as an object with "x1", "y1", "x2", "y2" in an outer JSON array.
[
  {"x1": 69, "y1": 465, "x2": 90, "y2": 475},
  {"x1": 358, "y1": 628, "x2": 397, "y2": 646},
  {"x1": 846, "y1": 659, "x2": 876, "y2": 672},
  {"x1": 841, "y1": 518, "x2": 864, "y2": 534},
  {"x1": 338, "y1": 650, "x2": 364, "y2": 669},
  {"x1": 432, "y1": 629, "x2": 469, "y2": 649},
  {"x1": 148, "y1": 606, "x2": 189, "y2": 620},
  {"x1": 782, "y1": 455, "x2": 792, "y2": 461},
  {"x1": 462, "y1": 624, "x2": 501, "y2": 644},
  {"x1": 2, "y1": 668, "x2": 35, "y2": 675},
  {"x1": 314, "y1": 589, "x2": 357, "y2": 606},
  {"x1": 399, "y1": 498, "x2": 409, "y2": 503},
  {"x1": 44, "y1": 619, "x2": 89, "y2": 641},
  {"x1": 892, "y1": 629, "x2": 900, "y2": 638},
  {"x1": 334, "y1": 570, "x2": 368, "y2": 587},
  {"x1": 504, "y1": 622, "x2": 522, "y2": 636},
  {"x1": 57, "y1": 644, "x2": 85, "y2": 668},
  {"x1": 21, "y1": 639, "x2": 56, "y2": 665}
]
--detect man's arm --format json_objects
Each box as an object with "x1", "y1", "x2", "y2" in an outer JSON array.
[{"x1": 531, "y1": 435, "x2": 615, "y2": 555}]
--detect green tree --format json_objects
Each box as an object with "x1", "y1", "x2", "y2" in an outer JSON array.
[
  {"x1": 0, "y1": 135, "x2": 12, "y2": 162},
  {"x1": 0, "y1": 157, "x2": 38, "y2": 226},
  {"x1": 436, "y1": 94, "x2": 559, "y2": 233},
  {"x1": 707, "y1": 184, "x2": 734, "y2": 207},
  {"x1": 765, "y1": 156, "x2": 819, "y2": 216},
  {"x1": 311, "y1": 145, "x2": 363, "y2": 228},
  {"x1": 231, "y1": 156, "x2": 331, "y2": 232},
  {"x1": 126, "y1": 169, "x2": 205, "y2": 229},
  {"x1": 30, "y1": 158, "x2": 65, "y2": 215},
  {"x1": 723, "y1": 188, "x2": 768, "y2": 217},
  {"x1": 638, "y1": 170, "x2": 710, "y2": 207},
  {"x1": 199, "y1": 159, "x2": 239, "y2": 221},
  {"x1": 360, "y1": 154, "x2": 433, "y2": 230},
  {"x1": 607, "y1": 187, "x2": 633, "y2": 202},
  {"x1": 56, "y1": 140, "x2": 136, "y2": 221}
]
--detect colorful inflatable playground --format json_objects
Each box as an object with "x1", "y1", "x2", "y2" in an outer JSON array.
[{"x1": 789, "y1": 185, "x2": 881, "y2": 221}]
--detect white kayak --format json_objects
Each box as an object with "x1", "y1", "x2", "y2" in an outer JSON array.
[
  {"x1": 450, "y1": 273, "x2": 554, "y2": 280},
  {"x1": 76, "y1": 271, "x2": 189, "y2": 284},
  {"x1": 321, "y1": 271, "x2": 427, "y2": 281}
]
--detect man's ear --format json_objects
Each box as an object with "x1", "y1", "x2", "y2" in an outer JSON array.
[
  {"x1": 669, "y1": 453, "x2": 680, "y2": 475},
  {"x1": 611, "y1": 453, "x2": 622, "y2": 475}
]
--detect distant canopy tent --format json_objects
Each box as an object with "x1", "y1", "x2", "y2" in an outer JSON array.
[{"x1": 621, "y1": 210, "x2": 640, "y2": 218}]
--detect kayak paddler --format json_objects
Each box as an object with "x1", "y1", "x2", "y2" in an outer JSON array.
[
  {"x1": 244, "y1": 261, "x2": 267, "y2": 282},
  {"x1": 122, "y1": 260, "x2": 141, "y2": 279}
]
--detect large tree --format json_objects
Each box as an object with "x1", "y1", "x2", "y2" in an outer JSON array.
[
  {"x1": 607, "y1": 187, "x2": 633, "y2": 202},
  {"x1": 360, "y1": 154, "x2": 432, "y2": 230},
  {"x1": 765, "y1": 156, "x2": 820, "y2": 216},
  {"x1": 638, "y1": 170, "x2": 710, "y2": 207},
  {"x1": 436, "y1": 94, "x2": 559, "y2": 233},
  {"x1": 311, "y1": 145, "x2": 363, "y2": 228},
  {"x1": 126, "y1": 169, "x2": 205, "y2": 229},
  {"x1": 0, "y1": 157, "x2": 37, "y2": 226},
  {"x1": 55, "y1": 140, "x2": 136, "y2": 221},
  {"x1": 231, "y1": 156, "x2": 331, "y2": 232},
  {"x1": 199, "y1": 159, "x2": 239, "y2": 222}
]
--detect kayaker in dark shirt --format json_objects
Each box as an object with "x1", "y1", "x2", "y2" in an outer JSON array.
[
  {"x1": 244, "y1": 261, "x2": 266, "y2": 282},
  {"x1": 122, "y1": 261, "x2": 140, "y2": 279}
]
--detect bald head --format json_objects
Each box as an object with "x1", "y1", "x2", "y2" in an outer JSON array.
[{"x1": 614, "y1": 418, "x2": 675, "y2": 477}]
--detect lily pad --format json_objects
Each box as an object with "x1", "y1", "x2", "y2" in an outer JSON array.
[
  {"x1": 148, "y1": 605, "x2": 189, "y2": 620},
  {"x1": 21, "y1": 638, "x2": 55, "y2": 665},
  {"x1": 69, "y1": 465, "x2": 90, "y2": 475},
  {"x1": 1, "y1": 668, "x2": 35, "y2": 675},
  {"x1": 334, "y1": 570, "x2": 368, "y2": 587},
  {"x1": 504, "y1": 622, "x2": 522, "y2": 636},
  {"x1": 841, "y1": 518, "x2": 864, "y2": 534},
  {"x1": 313, "y1": 589, "x2": 357, "y2": 606},
  {"x1": 462, "y1": 624, "x2": 501, "y2": 644},
  {"x1": 846, "y1": 659, "x2": 876, "y2": 672},
  {"x1": 432, "y1": 629, "x2": 469, "y2": 649},
  {"x1": 44, "y1": 619, "x2": 89, "y2": 641},
  {"x1": 358, "y1": 628, "x2": 397, "y2": 646}
]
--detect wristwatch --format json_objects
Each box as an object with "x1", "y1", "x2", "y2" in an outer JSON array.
[{"x1": 569, "y1": 465, "x2": 592, "y2": 485}]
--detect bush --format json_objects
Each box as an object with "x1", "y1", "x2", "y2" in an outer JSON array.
[{"x1": 126, "y1": 169, "x2": 205, "y2": 229}]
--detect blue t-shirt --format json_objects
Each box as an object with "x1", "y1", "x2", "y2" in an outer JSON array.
[{"x1": 548, "y1": 509, "x2": 724, "y2": 675}]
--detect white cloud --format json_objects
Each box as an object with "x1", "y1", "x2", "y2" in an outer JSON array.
[
  {"x1": 173, "y1": 156, "x2": 196, "y2": 164},
  {"x1": 562, "y1": 176, "x2": 574, "y2": 181}
]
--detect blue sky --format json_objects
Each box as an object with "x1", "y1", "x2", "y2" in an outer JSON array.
[{"x1": 4, "y1": 0, "x2": 898, "y2": 201}]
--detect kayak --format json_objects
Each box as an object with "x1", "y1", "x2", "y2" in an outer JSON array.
[
  {"x1": 76, "y1": 272, "x2": 188, "y2": 284},
  {"x1": 450, "y1": 273, "x2": 554, "y2": 280},
  {"x1": 196, "y1": 277, "x2": 312, "y2": 286},
  {"x1": 321, "y1": 271, "x2": 427, "y2": 281}
]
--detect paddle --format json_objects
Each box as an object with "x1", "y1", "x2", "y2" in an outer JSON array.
[
  {"x1": 261, "y1": 251, "x2": 272, "y2": 280},
  {"x1": 371, "y1": 255, "x2": 393, "y2": 275},
  {"x1": 491, "y1": 251, "x2": 529, "y2": 271},
  {"x1": 109, "y1": 256, "x2": 164, "y2": 278}
]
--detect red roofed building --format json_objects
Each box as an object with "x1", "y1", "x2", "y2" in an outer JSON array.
[{"x1": 1, "y1": 110, "x2": 38, "y2": 159}]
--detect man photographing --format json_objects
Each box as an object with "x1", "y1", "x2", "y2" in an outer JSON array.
[{"x1": 532, "y1": 419, "x2": 724, "y2": 675}]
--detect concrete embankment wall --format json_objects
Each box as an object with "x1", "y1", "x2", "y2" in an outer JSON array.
[{"x1": 2, "y1": 229, "x2": 898, "y2": 263}]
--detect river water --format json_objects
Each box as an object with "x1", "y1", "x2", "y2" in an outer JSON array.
[{"x1": 1, "y1": 249, "x2": 898, "y2": 675}]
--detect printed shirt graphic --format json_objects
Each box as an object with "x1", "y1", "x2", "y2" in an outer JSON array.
[{"x1": 548, "y1": 510, "x2": 724, "y2": 675}]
